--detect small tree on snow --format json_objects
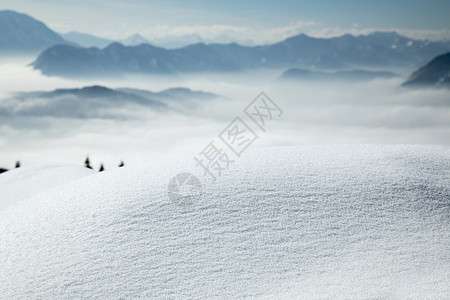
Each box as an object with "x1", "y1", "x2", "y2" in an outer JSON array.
[
  {"x1": 99, "y1": 164, "x2": 104, "y2": 172},
  {"x1": 85, "y1": 157, "x2": 92, "y2": 169},
  {"x1": 15, "y1": 161, "x2": 21, "y2": 168}
]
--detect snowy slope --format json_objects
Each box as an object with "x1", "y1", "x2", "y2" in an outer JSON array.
[
  {"x1": 0, "y1": 164, "x2": 95, "y2": 211},
  {"x1": 0, "y1": 145, "x2": 449, "y2": 299}
]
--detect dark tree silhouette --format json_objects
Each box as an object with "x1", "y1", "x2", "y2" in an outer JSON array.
[
  {"x1": 99, "y1": 164, "x2": 104, "y2": 172},
  {"x1": 15, "y1": 161, "x2": 21, "y2": 168},
  {"x1": 0, "y1": 168, "x2": 8, "y2": 174},
  {"x1": 85, "y1": 157, "x2": 92, "y2": 169},
  {"x1": 119, "y1": 160, "x2": 124, "y2": 167}
]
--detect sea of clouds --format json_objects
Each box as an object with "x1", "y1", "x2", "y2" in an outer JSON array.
[{"x1": 0, "y1": 59, "x2": 449, "y2": 169}]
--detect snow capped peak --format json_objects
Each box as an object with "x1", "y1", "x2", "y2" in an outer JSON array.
[{"x1": 120, "y1": 33, "x2": 151, "y2": 46}]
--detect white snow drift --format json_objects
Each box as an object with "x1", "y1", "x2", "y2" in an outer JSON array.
[
  {"x1": 0, "y1": 145, "x2": 449, "y2": 299},
  {"x1": 0, "y1": 164, "x2": 95, "y2": 211}
]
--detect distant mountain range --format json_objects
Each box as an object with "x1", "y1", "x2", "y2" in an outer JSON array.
[
  {"x1": 148, "y1": 34, "x2": 256, "y2": 49},
  {"x1": 32, "y1": 31, "x2": 450, "y2": 78},
  {"x1": 280, "y1": 68, "x2": 398, "y2": 81},
  {"x1": 62, "y1": 32, "x2": 255, "y2": 49},
  {"x1": 2, "y1": 9, "x2": 450, "y2": 79},
  {"x1": 0, "y1": 9, "x2": 244, "y2": 53},
  {"x1": 403, "y1": 52, "x2": 450, "y2": 88},
  {"x1": 0, "y1": 10, "x2": 73, "y2": 54},
  {"x1": 61, "y1": 32, "x2": 161, "y2": 49},
  {"x1": 0, "y1": 85, "x2": 218, "y2": 118}
]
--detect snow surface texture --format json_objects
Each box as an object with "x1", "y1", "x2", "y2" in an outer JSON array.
[
  {"x1": 0, "y1": 164, "x2": 95, "y2": 211},
  {"x1": 0, "y1": 145, "x2": 449, "y2": 299}
]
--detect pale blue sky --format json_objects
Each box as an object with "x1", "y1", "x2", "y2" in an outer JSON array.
[{"x1": 1, "y1": 0, "x2": 449, "y2": 41}]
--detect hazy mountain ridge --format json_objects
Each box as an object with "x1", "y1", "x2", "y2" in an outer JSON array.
[
  {"x1": 280, "y1": 68, "x2": 398, "y2": 81},
  {"x1": 403, "y1": 52, "x2": 450, "y2": 88},
  {"x1": 62, "y1": 32, "x2": 154, "y2": 48},
  {"x1": 32, "y1": 31, "x2": 450, "y2": 78},
  {"x1": 116, "y1": 87, "x2": 218, "y2": 101},
  {"x1": 0, "y1": 10, "x2": 74, "y2": 54},
  {"x1": 1, "y1": 85, "x2": 219, "y2": 118},
  {"x1": 63, "y1": 31, "x2": 256, "y2": 49},
  {"x1": 2, "y1": 9, "x2": 449, "y2": 77}
]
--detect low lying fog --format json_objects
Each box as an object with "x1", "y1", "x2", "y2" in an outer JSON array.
[{"x1": 0, "y1": 59, "x2": 449, "y2": 169}]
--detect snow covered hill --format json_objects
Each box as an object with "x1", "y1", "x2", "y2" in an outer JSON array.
[
  {"x1": 0, "y1": 164, "x2": 95, "y2": 211},
  {"x1": 0, "y1": 145, "x2": 449, "y2": 299}
]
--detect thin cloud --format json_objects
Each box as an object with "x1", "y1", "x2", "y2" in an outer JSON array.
[
  {"x1": 126, "y1": 21, "x2": 317, "y2": 45},
  {"x1": 1, "y1": 70, "x2": 449, "y2": 168},
  {"x1": 97, "y1": 22, "x2": 450, "y2": 46},
  {"x1": 309, "y1": 27, "x2": 450, "y2": 42}
]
